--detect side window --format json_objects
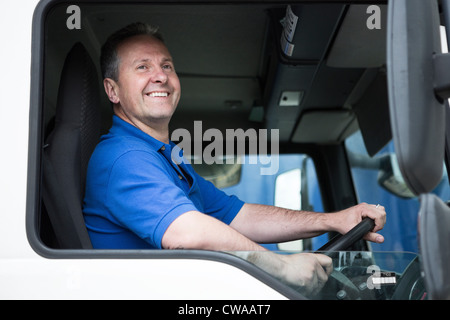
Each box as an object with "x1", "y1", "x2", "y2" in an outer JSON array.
[{"x1": 345, "y1": 131, "x2": 450, "y2": 253}]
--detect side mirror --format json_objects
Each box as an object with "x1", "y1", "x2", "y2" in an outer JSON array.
[
  {"x1": 387, "y1": 0, "x2": 447, "y2": 195},
  {"x1": 191, "y1": 156, "x2": 242, "y2": 189},
  {"x1": 348, "y1": 151, "x2": 415, "y2": 199},
  {"x1": 377, "y1": 154, "x2": 415, "y2": 199}
]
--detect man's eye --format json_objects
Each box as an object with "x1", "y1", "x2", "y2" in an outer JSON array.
[
  {"x1": 162, "y1": 64, "x2": 173, "y2": 70},
  {"x1": 137, "y1": 65, "x2": 147, "y2": 70}
]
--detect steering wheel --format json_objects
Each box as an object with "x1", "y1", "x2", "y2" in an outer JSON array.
[
  {"x1": 309, "y1": 218, "x2": 423, "y2": 300},
  {"x1": 316, "y1": 217, "x2": 375, "y2": 252},
  {"x1": 310, "y1": 218, "x2": 376, "y2": 300}
]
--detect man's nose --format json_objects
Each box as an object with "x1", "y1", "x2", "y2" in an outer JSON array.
[{"x1": 151, "y1": 67, "x2": 168, "y2": 83}]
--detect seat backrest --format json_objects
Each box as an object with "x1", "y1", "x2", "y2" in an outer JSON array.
[
  {"x1": 42, "y1": 42, "x2": 100, "y2": 249},
  {"x1": 418, "y1": 193, "x2": 450, "y2": 300}
]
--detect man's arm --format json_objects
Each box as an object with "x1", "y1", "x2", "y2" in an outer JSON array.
[
  {"x1": 161, "y1": 210, "x2": 265, "y2": 251},
  {"x1": 161, "y1": 210, "x2": 333, "y2": 296},
  {"x1": 229, "y1": 202, "x2": 386, "y2": 244}
]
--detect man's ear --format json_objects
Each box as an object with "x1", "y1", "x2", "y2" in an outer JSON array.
[{"x1": 103, "y1": 78, "x2": 120, "y2": 104}]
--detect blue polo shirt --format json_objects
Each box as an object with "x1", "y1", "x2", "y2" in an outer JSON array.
[{"x1": 83, "y1": 116, "x2": 244, "y2": 249}]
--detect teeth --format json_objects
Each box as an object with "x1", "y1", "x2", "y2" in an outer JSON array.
[{"x1": 147, "y1": 92, "x2": 168, "y2": 97}]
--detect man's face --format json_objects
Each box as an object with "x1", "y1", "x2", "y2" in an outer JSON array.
[{"x1": 107, "y1": 34, "x2": 181, "y2": 128}]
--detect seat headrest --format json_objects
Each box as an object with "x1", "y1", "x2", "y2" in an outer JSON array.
[
  {"x1": 55, "y1": 42, "x2": 100, "y2": 130},
  {"x1": 52, "y1": 42, "x2": 100, "y2": 178}
]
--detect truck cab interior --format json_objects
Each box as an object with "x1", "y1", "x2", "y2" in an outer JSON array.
[{"x1": 26, "y1": 0, "x2": 450, "y2": 299}]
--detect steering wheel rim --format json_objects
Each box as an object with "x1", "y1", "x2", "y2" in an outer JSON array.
[
  {"x1": 316, "y1": 217, "x2": 375, "y2": 252},
  {"x1": 305, "y1": 218, "x2": 376, "y2": 299}
]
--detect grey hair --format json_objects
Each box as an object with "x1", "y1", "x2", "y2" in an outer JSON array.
[{"x1": 100, "y1": 22, "x2": 164, "y2": 81}]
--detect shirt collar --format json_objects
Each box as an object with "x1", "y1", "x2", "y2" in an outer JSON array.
[{"x1": 110, "y1": 115, "x2": 170, "y2": 152}]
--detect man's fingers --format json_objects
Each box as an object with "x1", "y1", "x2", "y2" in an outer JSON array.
[
  {"x1": 364, "y1": 231, "x2": 384, "y2": 243},
  {"x1": 366, "y1": 203, "x2": 387, "y2": 232},
  {"x1": 306, "y1": 254, "x2": 332, "y2": 296},
  {"x1": 315, "y1": 253, "x2": 333, "y2": 276}
]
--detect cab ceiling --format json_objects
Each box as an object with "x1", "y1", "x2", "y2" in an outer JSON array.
[{"x1": 44, "y1": 2, "x2": 388, "y2": 148}]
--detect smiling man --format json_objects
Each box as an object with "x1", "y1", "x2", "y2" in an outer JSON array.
[
  {"x1": 102, "y1": 30, "x2": 180, "y2": 143},
  {"x1": 83, "y1": 22, "x2": 386, "y2": 296}
]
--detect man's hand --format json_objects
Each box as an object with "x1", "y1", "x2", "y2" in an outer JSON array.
[
  {"x1": 331, "y1": 203, "x2": 387, "y2": 243},
  {"x1": 278, "y1": 253, "x2": 333, "y2": 296},
  {"x1": 237, "y1": 251, "x2": 333, "y2": 297}
]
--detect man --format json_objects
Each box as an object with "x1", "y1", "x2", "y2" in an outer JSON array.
[{"x1": 83, "y1": 22, "x2": 386, "y2": 296}]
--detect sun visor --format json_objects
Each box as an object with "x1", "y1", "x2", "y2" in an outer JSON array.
[
  {"x1": 327, "y1": 5, "x2": 386, "y2": 68},
  {"x1": 352, "y1": 69, "x2": 391, "y2": 156},
  {"x1": 291, "y1": 109, "x2": 357, "y2": 144},
  {"x1": 386, "y1": 0, "x2": 446, "y2": 195}
]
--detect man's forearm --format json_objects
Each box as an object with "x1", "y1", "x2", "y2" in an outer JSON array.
[
  {"x1": 229, "y1": 202, "x2": 386, "y2": 244},
  {"x1": 229, "y1": 203, "x2": 329, "y2": 243}
]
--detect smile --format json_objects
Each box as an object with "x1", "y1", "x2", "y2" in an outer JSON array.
[{"x1": 146, "y1": 92, "x2": 169, "y2": 97}]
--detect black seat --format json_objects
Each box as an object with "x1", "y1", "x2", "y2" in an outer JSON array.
[{"x1": 42, "y1": 42, "x2": 100, "y2": 249}]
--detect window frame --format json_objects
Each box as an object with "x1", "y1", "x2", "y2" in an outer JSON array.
[{"x1": 26, "y1": 0, "x2": 378, "y2": 299}]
